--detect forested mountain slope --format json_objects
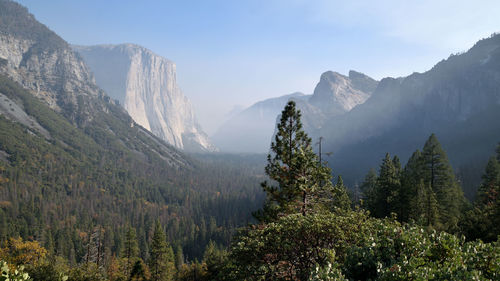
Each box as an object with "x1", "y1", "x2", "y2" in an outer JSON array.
[
  {"x1": 321, "y1": 34, "x2": 500, "y2": 197},
  {"x1": 0, "y1": 0, "x2": 264, "y2": 262}
]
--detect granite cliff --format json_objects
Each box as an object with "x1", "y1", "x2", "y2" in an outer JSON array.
[{"x1": 74, "y1": 44, "x2": 216, "y2": 152}]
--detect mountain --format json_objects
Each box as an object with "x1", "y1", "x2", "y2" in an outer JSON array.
[
  {"x1": 308, "y1": 70, "x2": 376, "y2": 116},
  {"x1": 213, "y1": 70, "x2": 377, "y2": 153},
  {"x1": 0, "y1": 0, "x2": 261, "y2": 261},
  {"x1": 73, "y1": 44, "x2": 216, "y2": 152},
  {"x1": 320, "y1": 34, "x2": 500, "y2": 198},
  {"x1": 0, "y1": 0, "x2": 107, "y2": 125},
  {"x1": 212, "y1": 92, "x2": 309, "y2": 152}
]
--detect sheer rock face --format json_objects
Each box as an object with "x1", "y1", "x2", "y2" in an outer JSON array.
[
  {"x1": 74, "y1": 44, "x2": 216, "y2": 152},
  {"x1": 308, "y1": 70, "x2": 376, "y2": 116}
]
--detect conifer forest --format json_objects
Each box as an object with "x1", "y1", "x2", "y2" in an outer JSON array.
[{"x1": 0, "y1": 0, "x2": 499, "y2": 280}]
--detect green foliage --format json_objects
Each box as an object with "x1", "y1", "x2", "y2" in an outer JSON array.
[
  {"x1": 344, "y1": 224, "x2": 500, "y2": 281},
  {"x1": 230, "y1": 211, "x2": 373, "y2": 281},
  {"x1": 410, "y1": 180, "x2": 439, "y2": 227},
  {"x1": 0, "y1": 260, "x2": 31, "y2": 281},
  {"x1": 255, "y1": 101, "x2": 347, "y2": 222},
  {"x1": 129, "y1": 259, "x2": 149, "y2": 281},
  {"x1": 462, "y1": 151, "x2": 500, "y2": 242},
  {"x1": 308, "y1": 263, "x2": 347, "y2": 281},
  {"x1": 362, "y1": 134, "x2": 467, "y2": 232},
  {"x1": 176, "y1": 262, "x2": 207, "y2": 281},
  {"x1": 372, "y1": 153, "x2": 401, "y2": 218},
  {"x1": 0, "y1": 74, "x2": 264, "y2": 262},
  {"x1": 420, "y1": 134, "x2": 464, "y2": 231},
  {"x1": 360, "y1": 168, "x2": 378, "y2": 210},
  {"x1": 329, "y1": 176, "x2": 351, "y2": 212},
  {"x1": 149, "y1": 222, "x2": 176, "y2": 281},
  {"x1": 0, "y1": 0, "x2": 67, "y2": 51},
  {"x1": 202, "y1": 241, "x2": 228, "y2": 281},
  {"x1": 122, "y1": 227, "x2": 139, "y2": 276},
  {"x1": 230, "y1": 210, "x2": 500, "y2": 281},
  {"x1": 67, "y1": 263, "x2": 106, "y2": 281}
]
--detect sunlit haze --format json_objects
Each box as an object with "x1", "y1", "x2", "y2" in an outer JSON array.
[{"x1": 16, "y1": 0, "x2": 500, "y2": 134}]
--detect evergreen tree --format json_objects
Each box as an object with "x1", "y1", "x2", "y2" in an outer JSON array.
[
  {"x1": 129, "y1": 259, "x2": 150, "y2": 281},
  {"x1": 392, "y1": 155, "x2": 402, "y2": 176},
  {"x1": 149, "y1": 221, "x2": 175, "y2": 281},
  {"x1": 372, "y1": 153, "x2": 401, "y2": 218},
  {"x1": 410, "y1": 180, "x2": 439, "y2": 227},
  {"x1": 254, "y1": 101, "x2": 334, "y2": 221},
  {"x1": 328, "y1": 175, "x2": 351, "y2": 211},
  {"x1": 122, "y1": 226, "x2": 139, "y2": 277},
  {"x1": 400, "y1": 150, "x2": 424, "y2": 222},
  {"x1": 420, "y1": 134, "x2": 464, "y2": 231},
  {"x1": 174, "y1": 245, "x2": 184, "y2": 270},
  {"x1": 202, "y1": 241, "x2": 228, "y2": 281},
  {"x1": 360, "y1": 169, "x2": 378, "y2": 211},
  {"x1": 464, "y1": 154, "x2": 500, "y2": 241},
  {"x1": 477, "y1": 156, "x2": 500, "y2": 206},
  {"x1": 391, "y1": 155, "x2": 406, "y2": 221}
]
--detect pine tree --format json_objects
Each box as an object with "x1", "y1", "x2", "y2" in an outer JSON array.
[
  {"x1": 372, "y1": 153, "x2": 401, "y2": 218},
  {"x1": 410, "y1": 180, "x2": 439, "y2": 227},
  {"x1": 468, "y1": 155, "x2": 500, "y2": 241},
  {"x1": 420, "y1": 134, "x2": 464, "y2": 231},
  {"x1": 391, "y1": 155, "x2": 407, "y2": 222},
  {"x1": 477, "y1": 156, "x2": 500, "y2": 206},
  {"x1": 174, "y1": 245, "x2": 184, "y2": 270},
  {"x1": 400, "y1": 150, "x2": 424, "y2": 222},
  {"x1": 149, "y1": 221, "x2": 175, "y2": 281},
  {"x1": 392, "y1": 155, "x2": 402, "y2": 176},
  {"x1": 122, "y1": 226, "x2": 139, "y2": 277},
  {"x1": 360, "y1": 168, "x2": 378, "y2": 211},
  {"x1": 130, "y1": 259, "x2": 150, "y2": 281},
  {"x1": 328, "y1": 175, "x2": 351, "y2": 211},
  {"x1": 202, "y1": 240, "x2": 228, "y2": 281},
  {"x1": 254, "y1": 101, "x2": 334, "y2": 221}
]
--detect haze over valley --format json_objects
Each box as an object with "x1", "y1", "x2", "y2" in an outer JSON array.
[{"x1": 1, "y1": 1, "x2": 500, "y2": 280}]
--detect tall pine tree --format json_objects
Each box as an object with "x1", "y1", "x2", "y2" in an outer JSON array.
[
  {"x1": 254, "y1": 101, "x2": 339, "y2": 221},
  {"x1": 149, "y1": 221, "x2": 176, "y2": 281},
  {"x1": 360, "y1": 168, "x2": 378, "y2": 211},
  {"x1": 122, "y1": 226, "x2": 139, "y2": 277},
  {"x1": 410, "y1": 180, "x2": 439, "y2": 227},
  {"x1": 400, "y1": 150, "x2": 424, "y2": 222},
  {"x1": 370, "y1": 153, "x2": 401, "y2": 218},
  {"x1": 420, "y1": 134, "x2": 464, "y2": 231}
]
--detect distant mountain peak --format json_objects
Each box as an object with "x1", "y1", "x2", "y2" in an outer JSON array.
[
  {"x1": 309, "y1": 70, "x2": 377, "y2": 115},
  {"x1": 74, "y1": 44, "x2": 216, "y2": 152}
]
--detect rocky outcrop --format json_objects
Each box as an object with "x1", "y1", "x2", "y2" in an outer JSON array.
[
  {"x1": 213, "y1": 70, "x2": 378, "y2": 153},
  {"x1": 308, "y1": 70, "x2": 375, "y2": 116},
  {"x1": 0, "y1": 0, "x2": 105, "y2": 124},
  {"x1": 74, "y1": 44, "x2": 216, "y2": 152}
]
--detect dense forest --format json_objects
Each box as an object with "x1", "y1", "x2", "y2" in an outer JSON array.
[
  {"x1": 0, "y1": 75, "x2": 265, "y2": 267},
  {"x1": 1, "y1": 100, "x2": 499, "y2": 280},
  {"x1": 0, "y1": 0, "x2": 499, "y2": 280}
]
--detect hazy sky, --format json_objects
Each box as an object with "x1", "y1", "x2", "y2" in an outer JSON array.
[{"x1": 16, "y1": 0, "x2": 500, "y2": 134}]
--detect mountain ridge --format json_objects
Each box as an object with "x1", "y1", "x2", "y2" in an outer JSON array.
[{"x1": 213, "y1": 70, "x2": 377, "y2": 152}]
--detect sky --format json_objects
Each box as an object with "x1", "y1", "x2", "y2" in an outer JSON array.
[{"x1": 16, "y1": 0, "x2": 500, "y2": 134}]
